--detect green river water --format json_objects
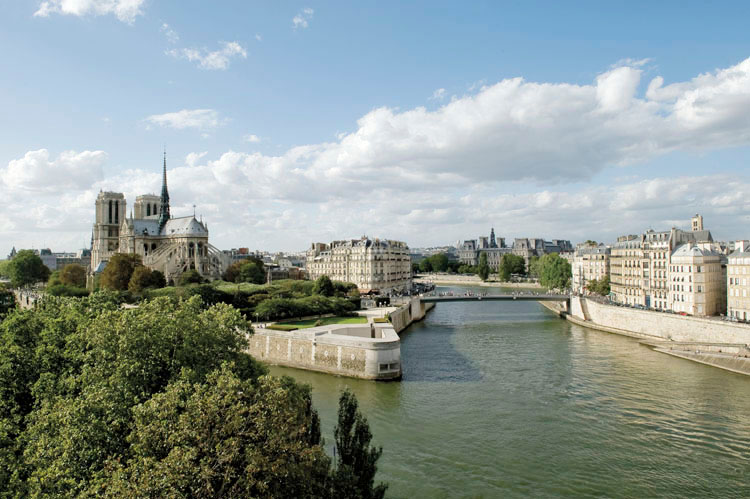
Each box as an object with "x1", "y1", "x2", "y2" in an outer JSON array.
[{"x1": 270, "y1": 286, "x2": 750, "y2": 498}]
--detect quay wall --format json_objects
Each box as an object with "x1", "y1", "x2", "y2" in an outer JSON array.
[
  {"x1": 568, "y1": 296, "x2": 750, "y2": 344},
  {"x1": 389, "y1": 297, "x2": 427, "y2": 333},
  {"x1": 245, "y1": 323, "x2": 401, "y2": 380}
]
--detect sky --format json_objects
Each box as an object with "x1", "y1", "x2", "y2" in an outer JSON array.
[{"x1": 1, "y1": 0, "x2": 750, "y2": 256}]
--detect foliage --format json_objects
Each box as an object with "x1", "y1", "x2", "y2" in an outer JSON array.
[
  {"x1": 477, "y1": 252, "x2": 490, "y2": 281},
  {"x1": 0, "y1": 260, "x2": 11, "y2": 279},
  {"x1": 46, "y1": 284, "x2": 90, "y2": 297},
  {"x1": 179, "y1": 269, "x2": 203, "y2": 286},
  {"x1": 238, "y1": 261, "x2": 266, "y2": 284},
  {"x1": 100, "y1": 253, "x2": 142, "y2": 291},
  {"x1": 498, "y1": 254, "x2": 526, "y2": 281},
  {"x1": 128, "y1": 266, "x2": 166, "y2": 293},
  {"x1": 0, "y1": 294, "x2": 266, "y2": 497},
  {"x1": 276, "y1": 316, "x2": 368, "y2": 329},
  {"x1": 332, "y1": 390, "x2": 387, "y2": 499},
  {"x1": 538, "y1": 253, "x2": 572, "y2": 290},
  {"x1": 60, "y1": 264, "x2": 87, "y2": 288},
  {"x1": 457, "y1": 264, "x2": 477, "y2": 274},
  {"x1": 0, "y1": 287, "x2": 14, "y2": 318},
  {"x1": 527, "y1": 255, "x2": 541, "y2": 278},
  {"x1": 255, "y1": 295, "x2": 357, "y2": 321},
  {"x1": 7, "y1": 250, "x2": 50, "y2": 288},
  {"x1": 47, "y1": 270, "x2": 63, "y2": 287},
  {"x1": 313, "y1": 275, "x2": 335, "y2": 297},
  {"x1": 586, "y1": 276, "x2": 611, "y2": 296}
]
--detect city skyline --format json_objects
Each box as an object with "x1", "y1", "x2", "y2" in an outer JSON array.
[{"x1": 2, "y1": 1, "x2": 750, "y2": 256}]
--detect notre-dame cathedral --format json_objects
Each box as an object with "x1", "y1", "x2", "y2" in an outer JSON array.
[{"x1": 90, "y1": 153, "x2": 227, "y2": 283}]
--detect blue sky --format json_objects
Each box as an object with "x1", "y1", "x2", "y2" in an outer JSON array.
[{"x1": 1, "y1": 1, "x2": 750, "y2": 255}]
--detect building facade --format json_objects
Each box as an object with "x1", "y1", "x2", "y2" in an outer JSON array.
[
  {"x1": 306, "y1": 237, "x2": 411, "y2": 294},
  {"x1": 668, "y1": 243, "x2": 726, "y2": 316},
  {"x1": 610, "y1": 236, "x2": 644, "y2": 306},
  {"x1": 727, "y1": 241, "x2": 750, "y2": 320},
  {"x1": 91, "y1": 154, "x2": 227, "y2": 283},
  {"x1": 572, "y1": 245, "x2": 610, "y2": 294}
]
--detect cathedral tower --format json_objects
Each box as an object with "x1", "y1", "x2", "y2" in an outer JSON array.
[{"x1": 91, "y1": 191, "x2": 126, "y2": 271}]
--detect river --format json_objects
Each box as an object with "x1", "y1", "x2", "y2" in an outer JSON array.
[{"x1": 270, "y1": 285, "x2": 750, "y2": 498}]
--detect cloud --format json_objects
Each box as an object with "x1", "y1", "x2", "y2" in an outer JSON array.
[
  {"x1": 293, "y1": 8, "x2": 314, "y2": 29},
  {"x1": 34, "y1": 0, "x2": 145, "y2": 23},
  {"x1": 166, "y1": 41, "x2": 247, "y2": 70},
  {"x1": 144, "y1": 109, "x2": 222, "y2": 130},
  {"x1": 255, "y1": 33, "x2": 262, "y2": 42},
  {"x1": 4, "y1": 57, "x2": 750, "y2": 254},
  {"x1": 243, "y1": 134, "x2": 261, "y2": 143},
  {"x1": 160, "y1": 23, "x2": 179, "y2": 43},
  {"x1": 1, "y1": 149, "x2": 106, "y2": 192},
  {"x1": 430, "y1": 88, "x2": 446, "y2": 101}
]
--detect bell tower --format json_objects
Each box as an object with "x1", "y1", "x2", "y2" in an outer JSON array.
[{"x1": 91, "y1": 191, "x2": 126, "y2": 271}]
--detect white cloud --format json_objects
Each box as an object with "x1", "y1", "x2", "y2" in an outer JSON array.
[
  {"x1": 255, "y1": 33, "x2": 262, "y2": 41},
  {"x1": 1, "y1": 149, "x2": 106, "y2": 192},
  {"x1": 430, "y1": 88, "x2": 446, "y2": 101},
  {"x1": 144, "y1": 109, "x2": 222, "y2": 130},
  {"x1": 160, "y1": 23, "x2": 179, "y2": 44},
  {"x1": 4, "y1": 57, "x2": 750, "y2": 254},
  {"x1": 34, "y1": 0, "x2": 146, "y2": 23},
  {"x1": 243, "y1": 134, "x2": 261, "y2": 143},
  {"x1": 166, "y1": 41, "x2": 247, "y2": 70},
  {"x1": 293, "y1": 8, "x2": 314, "y2": 29}
]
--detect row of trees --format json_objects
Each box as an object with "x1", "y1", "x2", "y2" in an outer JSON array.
[
  {"x1": 0, "y1": 294, "x2": 387, "y2": 497},
  {"x1": 223, "y1": 257, "x2": 267, "y2": 284}
]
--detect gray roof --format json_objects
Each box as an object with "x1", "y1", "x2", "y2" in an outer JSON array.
[
  {"x1": 672, "y1": 244, "x2": 722, "y2": 258},
  {"x1": 132, "y1": 219, "x2": 161, "y2": 236},
  {"x1": 162, "y1": 216, "x2": 208, "y2": 236}
]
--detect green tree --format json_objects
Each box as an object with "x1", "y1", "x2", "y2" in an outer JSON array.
[
  {"x1": 332, "y1": 390, "x2": 387, "y2": 499},
  {"x1": 238, "y1": 261, "x2": 266, "y2": 284},
  {"x1": 313, "y1": 275, "x2": 335, "y2": 297},
  {"x1": 100, "y1": 253, "x2": 142, "y2": 291},
  {"x1": 0, "y1": 260, "x2": 11, "y2": 279},
  {"x1": 477, "y1": 252, "x2": 490, "y2": 281},
  {"x1": 538, "y1": 253, "x2": 572, "y2": 291},
  {"x1": 586, "y1": 276, "x2": 610, "y2": 296},
  {"x1": 128, "y1": 266, "x2": 154, "y2": 293},
  {"x1": 498, "y1": 254, "x2": 525, "y2": 281},
  {"x1": 149, "y1": 270, "x2": 166, "y2": 289},
  {"x1": 0, "y1": 286, "x2": 14, "y2": 318},
  {"x1": 418, "y1": 259, "x2": 433, "y2": 273},
  {"x1": 60, "y1": 263, "x2": 87, "y2": 288},
  {"x1": 7, "y1": 250, "x2": 50, "y2": 287},
  {"x1": 527, "y1": 255, "x2": 541, "y2": 278},
  {"x1": 428, "y1": 253, "x2": 450, "y2": 272},
  {"x1": 179, "y1": 269, "x2": 203, "y2": 286}
]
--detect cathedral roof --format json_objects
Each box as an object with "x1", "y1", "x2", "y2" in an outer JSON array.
[
  {"x1": 132, "y1": 219, "x2": 161, "y2": 236},
  {"x1": 161, "y1": 216, "x2": 208, "y2": 236}
]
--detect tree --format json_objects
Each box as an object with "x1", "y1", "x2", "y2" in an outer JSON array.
[
  {"x1": 498, "y1": 254, "x2": 525, "y2": 281},
  {"x1": 411, "y1": 262, "x2": 420, "y2": 274},
  {"x1": 128, "y1": 266, "x2": 154, "y2": 293},
  {"x1": 527, "y1": 255, "x2": 541, "y2": 279},
  {"x1": 313, "y1": 275, "x2": 335, "y2": 297},
  {"x1": 538, "y1": 253, "x2": 572, "y2": 291},
  {"x1": 101, "y1": 253, "x2": 142, "y2": 291},
  {"x1": 0, "y1": 259, "x2": 11, "y2": 279},
  {"x1": 223, "y1": 257, "x2": 265, "y2": 283},
  {"x1": 0, "y1": 285, "x2": 14, "y2": 318},
  {"x1": 7, "y1": 250, "x2": 50, "y2": 287},
  {"x1": 332, "y1": 390, "x2": 387, "y2": 499},
  {"x1": 60, "y1": 264, "x2": 87, "y2": 288},
  {"x1": 418, "y1": 259, "x2": 433, "y2": 273},
  {"x1": 238, "y1": 261, "x2": 266, "y2": 284},
  {"x1": 477, "y1": 252, "x2": 490, "y2": 281},
  {"x1": 179, "y1": 269, "x2": 203, "y2": 286},
  {"x1": 428, "y1": 253, "x2": 449, "y2": 272},
  {"x1": 586, "y1": 276, "x2": 610, "y2": 296},
  {"x1": 149, "y1": 270, "x2": 166, "y2": 289}
]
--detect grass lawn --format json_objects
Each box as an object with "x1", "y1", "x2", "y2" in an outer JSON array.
[{"x1": 276, "y1": 316, "x2": 368, "y2": 329}]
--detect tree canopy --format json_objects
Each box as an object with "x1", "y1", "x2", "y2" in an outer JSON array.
[
  {"x1": 538, "y1": 253, "x2": 572, "y2": 291},
  {"x1": 0, "y1": 293, "x2": 386, "y2": 497},
  {"x1": 497, "y1": 254, "x2": 526, "y2": 281},
  {"x1": 313, "y1": 275, "x2": 335, "y2": 297},
  {"x1": 100, "y1": 253, "x2": 142, "y2": 291},
  {"x1": 6, "y1": 250, "x2": 50, "y2": 287},
  {"x1": 223, "y1": 257, "x2": 266, "y2": 284},
  {"x1": 586, "y1": 276, "x2": 611, "y2": 296},
  {"x1": 60, "y1": 263, "x2": 87, "y2": 288},
  {"x1": 477, "y1": 252, "x2": 490, "y2": 281}
]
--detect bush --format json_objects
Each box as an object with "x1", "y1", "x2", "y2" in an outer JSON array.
[
  {"x1": 266, "y1": 324, "x2": 299, "y2": 331},
  {"x1": 179, "y1": 269, "x2": 203, "y2": 286},
  {"x1": 46, "y1": 284, "x2": 90, "y2": 297}
]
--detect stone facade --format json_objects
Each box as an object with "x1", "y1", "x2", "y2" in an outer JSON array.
[
  {"x1": 306, "y1": 237, "x2": 411, "y2": 294},
  {"x1": 610, "y1": 235, "x2": 644, "y2": 306},
  {"x1": 91, "y1": 155, "x2": 227, "y2": 282},
  {"x1": 727, "y1": 242, "x2": 750, "y2": 320},
  {"x1": 668, "y1": 243, "x2": 726, "y2": 316},
  {"x1": 572, "y1": 244, "x2": 610, "y2": 294}
]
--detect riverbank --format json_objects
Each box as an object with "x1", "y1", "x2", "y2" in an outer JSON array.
[
  {"x1": 540, "y1": 299, "x2": 750, "y2": 376},
  {"x1": 414, "y1": 274, "x2": 542, "y2": 288}
]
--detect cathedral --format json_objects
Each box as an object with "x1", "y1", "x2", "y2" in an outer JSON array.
[{"x1": 91, "y1": 154, "x2": 227, "y2": 283}]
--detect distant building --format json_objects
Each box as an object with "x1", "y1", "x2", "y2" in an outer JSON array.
[
  {"x1": 727, "y1": 241, "x2": 750, "y2": 320},
  {"x1": 610, "y1": 236, "x2": 644, "y2": 306},
  {"x1": 306, "y1": 237, "x2": 411, "y2": 294},
  {"x1": 572, "y1": 245, "x2": 610, "y2": 294},
  {"x1": 668, "y1": 242, "x2": 726, "y2": 316}
]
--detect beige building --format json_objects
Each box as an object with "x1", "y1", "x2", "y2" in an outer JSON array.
[
  {"x1": 642, "y1": 230, "x2": 671, "y2": 310},
  {"x1": 306, "y1": 237, "x2": 412, "y2": 294},
  {"x1": 727, "y1": 241, "x2": 750, "y2": 320},
  {"x1": 572, "y1": 244, "x2": 610, "y2": 294},
  {"x1": 668, "y1": 242, "x2": 726, "y2": 316},
  {"x1": 91, "y1": 155, "x2": 227, "y2": 283},
  {"x1": 610, "y1": 236, "x2": 644, "y2": 305}
]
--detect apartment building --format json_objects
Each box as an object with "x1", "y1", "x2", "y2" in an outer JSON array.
[
  {"x1": 727, "y1": 241, "x2": 750, "y2": 320},
  {"x1": 668, "y1": 242, "x2": 726, "y2": 316},
  {"x1": 572, "y1": 244, "x2": 610, "y2": 294}
]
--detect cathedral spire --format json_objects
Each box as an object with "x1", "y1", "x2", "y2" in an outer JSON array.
[{"x1": 158, "y1": 149, "x2": 171, "y2": 232}]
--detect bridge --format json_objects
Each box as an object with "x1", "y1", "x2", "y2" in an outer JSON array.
[{"x1": 420, "y1": 293, "x2": 569, "y2": 303}]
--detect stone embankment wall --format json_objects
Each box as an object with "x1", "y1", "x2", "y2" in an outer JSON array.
[
  {"x1": 569, "y1": 296, "x2": 750, "y2": 344},
  {"x1": 245, "y1": 323, "x2": 401, "y2": 380},
  {"x1": 12, "y1": 290, "x2": 42, "y2": 310},
  {"x1": 389, "y1": 297, "x2": 426, "y2": 333}
]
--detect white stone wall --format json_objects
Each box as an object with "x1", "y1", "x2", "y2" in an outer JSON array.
[{"x1": 570, "y1": 296, "x2": 750, "y2": 344}]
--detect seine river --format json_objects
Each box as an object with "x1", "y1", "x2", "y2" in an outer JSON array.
[{"x1": 270, "y1": 286, "x2": 750, "y2": 498}]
